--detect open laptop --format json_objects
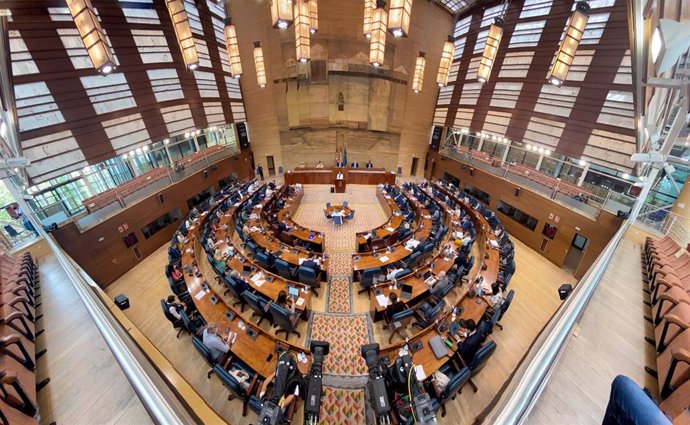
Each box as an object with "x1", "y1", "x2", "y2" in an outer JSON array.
[{"x1": 400, "y1": 284, "x2": 413, "y2": 300}]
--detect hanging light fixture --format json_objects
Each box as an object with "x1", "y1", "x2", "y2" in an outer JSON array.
[
  {"x1": 294, "y1": 0, "x2": 311, "y2": 63},
  {"x1": 436, "y1": 35, "x2": 455, "y2": 87},
  {"x1": 309, "y1": 0, "x2": 318, "y2": 34},
  {"x1": 388, "y1": 0, "x2": 412, "y2": 38},
  {"x1": 165, "y1": 0, "x2": 199, "y2": 70},
  {"x1": 224, "y1": 18, "x2": 242, "y2": 78},
  {"x1": 546, "y1": 1, "x2": 590, "y2": 86},
  {"x1": 254, "y1": 41, "x2": 267, "y2": 87},
  {"x1": 476, "y1": 17, "x2": 504, "y2": 83},
  {"x1": 271, "y1": 0, "x2": 294, "y2": 29},
  {"x1": 65, "y1": 0, "x2": 116, "y2": 74},
  {"x1": 363, "y1": 0, "x2": 376, "y2": 39},
  {"x1": 369, "y1": 0, "x2": 388, "y2": 67},
  {"x1": 412, "y1": 51, "x2": 425, "y2": 93}
]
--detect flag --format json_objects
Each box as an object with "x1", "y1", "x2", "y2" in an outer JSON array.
[{"x1": 342, "y1": 145, "x2": 348, "y2": 166}]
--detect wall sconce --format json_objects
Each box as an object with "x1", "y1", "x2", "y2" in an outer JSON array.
[
  {"x1": 546, "y1": 1, "x2": 590, "y2": 85},
  {"x1": 224, "y1": 18, "x2": 242, "y2": 78},
  {"x1": 253, "y1": 41, "x2": 267, "y2": 87},
  {"x1": 369, "y1": 0, "x2": 388, "y2": 67},
  {"x1": 477, "y1": 17, "x2": 504, "y2": 83},
  {"x1": 436, "y1": 35, "x2": 455, "y2": 87},
  {"x1": 412, "y1": 51, "x2": 425, "y2": 93}
]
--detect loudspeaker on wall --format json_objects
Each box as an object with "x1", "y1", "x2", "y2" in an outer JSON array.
[
  {"x1": 514, "y1": 187, "x2": 520, "y2": 197},
  {"x1": 157, "y1": 193, "x2": 164, "y2": 204}
]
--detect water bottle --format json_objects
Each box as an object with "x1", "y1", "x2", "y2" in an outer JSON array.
[{"x1": 451, "y1": 307, "x2": 457, "y2": 322}]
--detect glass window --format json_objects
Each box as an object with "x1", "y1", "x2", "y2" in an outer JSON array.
[
  {"x1": 496, "y1": 200, "x2": 538, "y2": 231},
  {"x1": 141, "y1": 208, "x2": 182, "y2": 239}
]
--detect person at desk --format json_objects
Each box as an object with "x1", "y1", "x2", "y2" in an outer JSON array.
[
  {"x1": 455, "y1": 319, "x2": 483, "y2": 366},
  {"x1": 163, "y1": 295, "x2": 185, "y2": 326},
  {"x1": 265, "y1": 185, "x2": 275, "y2": 198},
  {"x1": 316, "y1": 161, "x2": 324, "y2": 169},
  {"x1": 278, "y1": 221, "x2": 290, "y2": 233},
  {"x1": 202, "y1": 323, "x2": 232, "y2": 363},
  {"x1": 365, "y1": 160, "x2": 373, "y2": 169},
  {"x1": 302, "y1": 254, "x2": 321, "y2": 274},
  {"x1": 431, "y1": 271, "x2": 452, "y2": 297},
  {"x1": 351, "y1": 161, "x2": 360, "y2": 168},
  {"x1": 189, "y1": 207, "x2": 200, "y2": 220},
  {"x1": 384, "y1": 292, "x2": 406, "y2": 323},
  {"x1": 386, "y1": 266, "x2": 405, "y2": 281},
  {"x1": 270, "y1": 290, "x2": 299, "y2": 320},
  {"x1": 168, "y1": 244, "x2": 182, "y2": 262},
  {"x1": 336, "y1": 160, "x2": 346, "y2": 167}
]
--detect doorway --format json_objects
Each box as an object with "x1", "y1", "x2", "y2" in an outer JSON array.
[
  {"x1": 410, "y1": 157, "x2": 419, "y2": 176},
  {"x1": 266, "y1": 155, "x2": 276, "y2": 176},
  {"x1": 563, "y1": 233, "x2": 589, "y2": 274}
]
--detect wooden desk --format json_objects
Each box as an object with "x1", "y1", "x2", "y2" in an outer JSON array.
[
  {"x1": 375, "y1": 182, "x2": 501, "y2": 377},
  {"x1": 182, "y1": 221, "x2": 311, "y2": 378},
  {"x1": 353, "y1": 191, "x2": 432, "y2": 272},
  {"x1": 356, "y1": 189, "x2": 405, "y2": 250},
  {"x1": 335, "y1": 179, "x2": 346, "y2": 193},
  {"x1": 284, "y1": 167, "x2": 395, "y2": 186},
  {"x1": 325, "y1": 205, "x2": 351, "y2": 217},
  {"x1": 275, "y1": 187, "x2": 325, "y2": 250}
]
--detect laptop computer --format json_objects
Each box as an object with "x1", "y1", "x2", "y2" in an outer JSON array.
[
  {"x1": 400, "y1": 284, "x2": 413, "y2": 300},
  {"x1": 288, "y1": 286, "x2": 299, "y2": 298},
  {"x1": 242, "y1": 264, "x2": 252, "y2": 276}
]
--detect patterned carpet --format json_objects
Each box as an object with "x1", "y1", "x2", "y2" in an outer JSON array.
[
  {"x1": 293, "y1": 184, "x2": 387, "y2": 252},
  {"x1": 319, "y1": 388, "x2": 366, "y2": 425},
  {"x1": 308, "y1": 313, "x2": 372, "y2": 377},
  {"x1": 327, "y1": 277, "x2": 352, "y2": 313}
]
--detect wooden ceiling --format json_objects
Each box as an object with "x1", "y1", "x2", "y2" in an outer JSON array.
[
  {"x1": 5, "y1": 0, "x2": 246, "y2": 184},
  {"x1": 434, "y1": 0, "x2": 636, "y2": 173}
]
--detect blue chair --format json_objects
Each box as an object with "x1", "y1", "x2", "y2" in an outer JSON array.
[
  {"x1": 422, "y1": 242, "x2": 434, "y2": 258},
  {"x1": 180, "y1": 310, "x2": 204, "y2": 336},
  {"x1": 192, "y1": 335, "x2": 217, "y2": 379},
  {"x1": 242, "y1": 291, "x2": 271, "y2": 326},
  {"x1": 393, "y1": 269, "x2": 411, "y2": 280},
  {"x1": 161, "y1": 299, "x2": 186, "y2": 338},
  {"x1": 220, "y1": 274, "x2": 247, "y2": 312},
  {"x1": 434, "y1": 364, "x2": 471, "y2": 417},
  {"x1": 343, "y1": 201, "x2": 348, "y2": 207},
  {"x1": 268, "y1": 303, "x2": 301, "y2": 341},
  {"x1": 359, "y1": 267, "x2": 382, "y2": 293},
  {"x1": 298, "y1": 266, "x2": 320, "y2": 295},
  {"x1": 326, "y1": 202, "x2": 331, "y2": 209},
  {"x1": 275, "y1": 258, "x2": 297, "y2": 280},
  {"x1": 245, "y1": 241, "x2": 258, "y2": 258},
  {"x1": 256, "y1": 251, "x2": 274, "y2": 272},
  {"x1": 345, "y1": 210, "x2": 355, "y2": 221},
  {"x1": 247, "y1": 395, "x2": 264, "y2": 415},
  {"x1": 402, "y1": 251, "x2": 421, "y2": 269},
  {"x1": 333, "y1": 215, "x2": 343, "y2": 226},
  {"x1": 323, "y1": 209, "x2": 330, "y2": 220},
  {"x1": 387, "y1": 308, "x2": 415, "y2": 343},
  {"x1": 495, "y1": 290, "x2": 514, "y2": 330},
  {"x1": 464, "y1": 340, "x2": 497, "y2": 392}
]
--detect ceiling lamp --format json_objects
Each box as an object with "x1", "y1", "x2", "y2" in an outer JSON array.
[
  {"x1": 546, "y1": 1, "x2": 590, "y2": 86},
  {"x1": 254, "y1": 41, "x2": 267, "y2": 87},
  {"x1": 224, "y1": 18, "x2": 242, "y2": 78},
  {"x1": 65, "y1": 0, "x2": 116, "y2": 74},
  {"x1": 271, "y1": 0, "x2": 294, "y2": 29},
  {"x1": 436, "y1": 35, "x2": 455, "y2": 87},
  {"x1": 363, "y1": 0, "x2": 376, "y2": 39},
  {"x1": 294, "y1": 0, "x2": 311, "y2": 63},
  {"x1": 309, "y1": 0, "x2": 318, "y2": 34},
  {"x1": 412, "y1": 51, "x2": 425, "y2": 93},
  {"x1": 477, "y1": 17, "x2": 504, "y2": 83},
  {"x1": 165, "y1": 0, "x2": 199, "y2": 70},
  {"x1": 369, "y1": 1, "x2": 388, "y2": 67},
  {"x1": 388, "y1": 0, "x2": 412, "y2": 38}
]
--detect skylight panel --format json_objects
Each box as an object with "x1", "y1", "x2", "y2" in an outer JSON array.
[
  {"x1": 580, "y1": 13, "x2": 609, "y2": 44},
  {"x1": 9, "y1": 31, "x2": 38, "y2": 76},
  {"x1": 122, "y1": 8, "x2": 160, "y2": 25},
  {"x1": 454, "y1": 16, "x2": 472, "y2": 38},
  {"x1": 132, "y1": 29, "x2": 173, "y2": 64},
  {"x1": 80, "y1": 73, "x2": 137, "y2": 115},
  {"x1": 454, "y1": 37, "x2": 466, "y2": 60},
  {"x1": 509, "y1": 20, "x2": 546, "y2": 48},
  {"x1": 481, "y1": 4, "x2": 504, "y2": 27},
  {"x1": 520, "y1": 0, "x2": 553, "y2": 18},
  {"x1": 147, "y1": 69, "x2": 184, "y2": 102},
  {"x1": 194, "y1": 71, "x2": 220, "y2": 98},
  {"x1": 14, "y1": 82, "x2": 65, "y2": 131}
]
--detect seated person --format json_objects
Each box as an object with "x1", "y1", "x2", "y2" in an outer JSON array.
[
  {"x1": 386, "y1": 266, "x2": 405, "y2": 280},
  {"x1": 301, "y1": 254, "x2": 321, "y2": 274},
  {"x1": 365, "y1": 160, "x2": 373, "y2": 169},
  {"x1": 213, "y1": 247, "x2": 228, "y2": 269},
  {"x1": 430, "y1": 271, "x2": 452, "y2": 297},
  {"x1": 351, "y1": 161, "x2": 360, "y2": 168},
  {"x1": 315, "y1": 161, "x2": 324, "y2": 169},
  {"x1": 456, "y1": 319, "x2": 483, "y2": 366},
  {"x1": 169, "y1": 264, "x2": 184, "y2": 283},
  {"x1": 163, "y1": 295, "x2": 185, "y2": 326},
  {"x1": 384, "y1": 292, "x2": 406, "y2": 323},
  {"x1": 454, "y1": 248, "x2": 469, "y2": 270},
  {"x1": 202, "y1": 323, "x2": 232, "y2": 363},
  {"x1": 168, "y1": 245, "x2": 182, "y2": 261},
  {"x1": 189, "y1": 207, "x2": 200, "y2": 219},
  {"x1": 484, "y1": 281, "x2": 504, "y2": 310},
  {"x1": 278, "y1": 221, "x2": 290, "y2": 233},
  {"x1": 270, "y1": 290, "x2": 299, "y2": 320}
]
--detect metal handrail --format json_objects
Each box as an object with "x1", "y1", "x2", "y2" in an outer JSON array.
[{"x1": 42, "y1": 233, "x2": 196, "y2": 425}]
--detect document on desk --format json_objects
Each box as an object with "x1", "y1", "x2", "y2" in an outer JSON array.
[
  {"x1": 379, "y1": 255, "x2": 390, "y2": 262},
  {"x1": 376, "y1": 294, "x2": 389, "y2": 307},
  {"x1": 251, "y1": 273, "x2": 265, "y2": 287},
  {"x1": 296, "y1": 297, "x2": 305, "y2": 307},
  {"x1": 194, "y1": 291, "x2": 206, "y2": 300},
  {"x1": 386, "y1": 227, "x2": 395, "y2": 232},
  {"x1": 298, "y1": 258, "x2": 306, "y2": 265},
  {"x1": 414, "y1": 365, "x2": 426, "y2": 381}
]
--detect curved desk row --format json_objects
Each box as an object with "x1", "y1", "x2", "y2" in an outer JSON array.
[
  {"x1": 182, "y1": 224, "x2": 311, "y2": 379},
  {"x1": 377, "y1": 185, "x2": 500, "y2": 375},
  {"x1": 353, "y1": 190, "x2": 433, "y2": 272},
  {"x1": 356, "y1": 188, "x2": 405, "y2": 250},
  {"x1": 273, "y1": 186, "x2": 325, "y2": 250}
]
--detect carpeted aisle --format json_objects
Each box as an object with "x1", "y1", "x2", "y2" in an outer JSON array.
[
  {"x1": 308, "y1": 313, "x2": 372, "y2": 377},
  {"x1": 318, "y1": 388, "x2": 366, "y2": 424}
]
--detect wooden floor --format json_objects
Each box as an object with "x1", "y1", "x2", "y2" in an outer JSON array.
[
  {"x1": 526, "y1": 232, "x2": 658, "y2": 424},
  {"x1": 106, "y1": 222, "x2": 575, "y2": 424},
  {"x1": 36, "y1": 254, "x2": 152, "y2": 425}
]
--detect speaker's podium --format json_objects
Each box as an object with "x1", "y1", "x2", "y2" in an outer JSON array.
[{"x1": 334, "y1": 175, "x2": 346, "y2": 193}]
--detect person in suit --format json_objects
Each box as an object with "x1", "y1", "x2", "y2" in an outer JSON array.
[
  {"x1": 430, "y1": 271, "x2": 452, "y2": 297},
  {"x1": 385, "y1": 292, "x2": 406, "y2": 323},
  {"x1": 456, "y1": 319, "x2": 483, "y2": 365},
  {"x1": 164, "y1": 295, "x2": 185, "y2": 326},
  {"x1": 351, "y1": 161, "x2": 360, "y2": 168},
  {"x1": 302, "y1": 254, "x2": 321, "y2": 274},
  {"x1": 256, "y1": 164, "x2": 264, "y2": 181},
  {"x1": 316, "y1": 161, "x2": 324, "y2": 169},
  {"x1": 336, "y1": 161, "x2": 346, "y2": 167},
  {"x1": 366, "y1": 160, "x2": 373, "y2": 168},
  {"x1": 278, "y1": 221, "x2": 289, "y2": 233}
]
